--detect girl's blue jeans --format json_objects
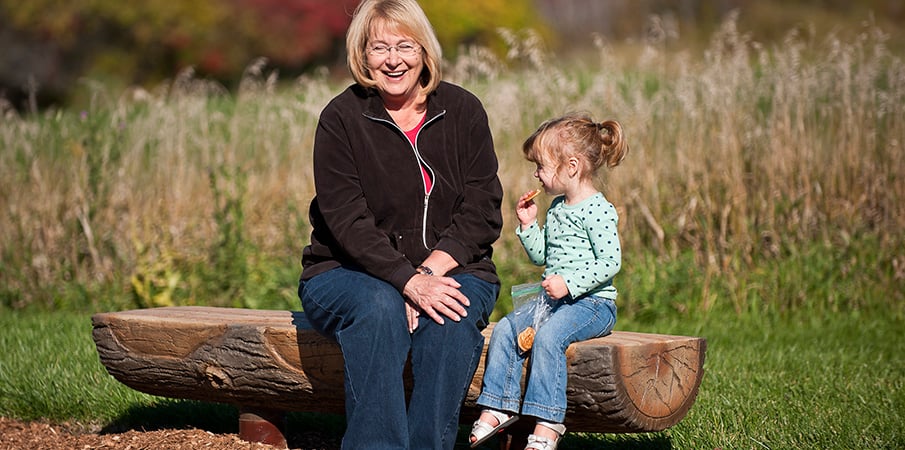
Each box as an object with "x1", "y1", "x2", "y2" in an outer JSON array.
[
  {"x1": 299, "y1": 267, "x2": 498, "y2": 450},
  {"x1": 476, "y1": 294, "x2": 616, "y2": 423}
]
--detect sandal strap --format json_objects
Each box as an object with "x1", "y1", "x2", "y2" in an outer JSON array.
[
  {"x1": 483, "y1": 408, "x2": 514, "y2": 425},
  {"x1": 470, "y1": 418, "x2": 495, "y2": 436},
  {"x1": 469, "y1": 409, "x2": 518, "y2": 448},
  {"x1": 525, "y1": 434, "x2": 558, "y2": 450},
  {"x1": 525, "y1": 421, "x2": 566, "y2": 450},
  {"x1": 536, "y1": 420, "x2": 567, "y2": 436}
]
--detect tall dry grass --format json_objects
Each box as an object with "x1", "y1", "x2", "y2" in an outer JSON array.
[
  {"x1": 462, "y1": 17, "x2": 904, "y2": 313},
  {"x1": 1, "y1": 16, "x2": 902, "y2": 311}
]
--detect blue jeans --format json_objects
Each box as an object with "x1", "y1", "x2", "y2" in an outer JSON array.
[
  {"x1": 299, "y1": 267, "x2": 498, "y2": 450},
  {"x1": 476, "y1": 294, "x2": 616, "y2": 423}
]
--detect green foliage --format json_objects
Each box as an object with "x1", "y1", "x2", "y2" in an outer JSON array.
[
  {"x1": 0, "y1": 0, "x2": 358, "y2": 105},
  {"x1": 420, "y1": 0, "x2": 549, "y2": 55},
  {"x1": 206, "y1": 164, "x2": 250, "y2": 305},
  {"x1": 130, "y1": 240, "x2": 182, "y2": 308},
  {"x1": 617, "y1": 233, "x2": 905, "y2": 325},
  {"x1": 0, "y1": 0, "x2": 555, "y2": 107}
]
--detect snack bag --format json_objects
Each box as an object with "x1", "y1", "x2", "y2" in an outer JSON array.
[{"x1": 511, "y1": 282, "x2": 554, "y2": 353}]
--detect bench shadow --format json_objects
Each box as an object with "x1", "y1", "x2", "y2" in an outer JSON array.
[
  {"x1": 101, "y1": 399, "x2": 346, "y2": 449},
  {"x1": 99, "y1": 399, "x2": 239, "y2": 434},
  {"x1": 556, "y1": 433, "x2": 672, "y2": 450},
  {"x1": 101, "y1": 399, "x2": 670, "y2": 450},
  {"x1": 461, "y1": 428, "x2": 673, "y2": 450}
]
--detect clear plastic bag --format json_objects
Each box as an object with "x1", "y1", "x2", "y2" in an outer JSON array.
[{"x1": 510, "y1": 282, "x2": 554, "y2": 353}]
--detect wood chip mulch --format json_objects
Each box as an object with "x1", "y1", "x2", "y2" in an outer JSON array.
[{"x1": 0, "y1": 417, "x2": 341, "y2": 450}]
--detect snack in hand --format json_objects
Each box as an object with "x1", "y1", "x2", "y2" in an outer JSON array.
[
  {"x1": 524, "y1": 188, "x2": 542, "y2": 202},
  {"x1": 517, "y1": 326, "x2": 536, "y2": 353}
]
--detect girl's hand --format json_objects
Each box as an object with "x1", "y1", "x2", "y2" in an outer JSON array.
[
  {"x1": 516, "y1": 189, "x2": 541, "y2": 228},
  {"x1": 541, "y1": 275, "x2": 569, "y2": 300}
]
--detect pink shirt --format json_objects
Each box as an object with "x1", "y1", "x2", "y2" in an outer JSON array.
[{"x1": 404, "y1": 115, "x2": 431, "y2": 194}]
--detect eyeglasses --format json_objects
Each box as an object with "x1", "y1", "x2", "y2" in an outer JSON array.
[{"x1": 368, "y1": 42, "x2": 421, "y2": 57}]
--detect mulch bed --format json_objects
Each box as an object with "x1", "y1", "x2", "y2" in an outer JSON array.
[{"x1": 0, "y1": 417, "x2": 341, "y2": 450}]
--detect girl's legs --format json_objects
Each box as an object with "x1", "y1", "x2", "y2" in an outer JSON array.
[
  {"x1": 299, "y1": 267, "x2": 411, "y2": 450},
  {"x1": 407, "y1": 274, "x2": 498, "y2": 450},
  {"x1": 475, "y1": 302, "x2": 537, "y2": 416},
  {"x1": 522, "y1": 295, "x2": 617, "y2": 427}
]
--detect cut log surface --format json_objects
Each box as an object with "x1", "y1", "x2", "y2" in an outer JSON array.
[{"x1": 92, "y1": 306, "x2": 705, "y2": 433}]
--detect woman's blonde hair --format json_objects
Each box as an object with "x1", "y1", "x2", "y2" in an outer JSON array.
[
  {"x1": 346, "y1": 0, "x2": 443, "y2": 96},
  {"x1": 523, "y1": 112, "x2": 629, "y2": 181}
]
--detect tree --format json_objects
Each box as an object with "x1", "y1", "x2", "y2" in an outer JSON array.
[
  {"x1": 0, "y1": 0, "x2": 359, "y2": 108},
  {"x1": 0, "y1": 0, "x2": 545, "y2": 109}
]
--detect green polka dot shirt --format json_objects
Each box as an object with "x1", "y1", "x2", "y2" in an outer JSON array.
[{"x1": 516, "y1": 192, "x2": 621, "y2": 300}]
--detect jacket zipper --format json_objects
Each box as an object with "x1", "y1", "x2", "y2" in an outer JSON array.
[{"x1": 364, "y1": 110, "x2": 446, "y2": 250}]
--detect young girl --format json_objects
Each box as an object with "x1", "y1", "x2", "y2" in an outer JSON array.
[{"x1": 469, "y1": 113, "x2": 629, "y2": 449}]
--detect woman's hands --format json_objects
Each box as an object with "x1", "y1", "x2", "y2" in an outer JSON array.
[
  {"x1": 403, "y1": 273, "x2": 470, "y2": 329},
  {"x1": 405, "y1": 302, "x2": 420, "y2": 333}
]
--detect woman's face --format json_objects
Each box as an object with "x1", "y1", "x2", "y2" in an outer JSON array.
[{"x1": 366, "y1": 25, "x2": 424, "y2": 105}]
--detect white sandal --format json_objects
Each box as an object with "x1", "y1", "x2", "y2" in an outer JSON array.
[
  {"x1": 525, "y1": 421, "x2": 566, "y2": 450},
  {"x1": 469, "y1": 409, "x2": 519, "y2": 448}
]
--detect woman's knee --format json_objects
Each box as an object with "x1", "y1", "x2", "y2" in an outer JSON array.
[
  {"x1": 363, "y1": 286, "x2": 406, "y2": 315},
  {"x1": 314, "y1": 271, "x2": 404, "y2": 313},
  {"x1": 302, "y1": 269, "x2": 407, "y2": 336},
  {"x1": 453, "y1": 274, "x2": 499, "y2": 322}
]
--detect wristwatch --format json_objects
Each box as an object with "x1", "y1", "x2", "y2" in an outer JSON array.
[{"x1": 416, "y1": 265, "x2": 434, "y2": 276}]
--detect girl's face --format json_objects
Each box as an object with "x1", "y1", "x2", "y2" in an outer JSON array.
[
  {"x1": 366, "y1": 26, "x2": 424, "y2": 106},
  {"x1": 533, "y1": 158, "x2": 565, "y2": 195}
]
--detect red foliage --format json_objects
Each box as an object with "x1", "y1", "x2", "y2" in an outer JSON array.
[
  {"x1": 236, "y1": 0, "x2": 360, "y2": 65},
  {"x1": 201, "y1": 50, "x2": 228, "y2": 74}
]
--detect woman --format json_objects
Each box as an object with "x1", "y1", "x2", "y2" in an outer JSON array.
[{"x1": 297, "y1": 0, "x2": 503, "y2": 448}]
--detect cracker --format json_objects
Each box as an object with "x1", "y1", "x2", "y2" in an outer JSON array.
[
  {"x1": 517, "y1": 326, "x2": 536, "y2": 353},
  {"x1": 524, "y1": 188, "x2": 542, "y2": 201}
]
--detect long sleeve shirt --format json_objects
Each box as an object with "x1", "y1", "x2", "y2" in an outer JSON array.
[{"x1": 516, "y1": 192, "x2": 621, "y2": 300}]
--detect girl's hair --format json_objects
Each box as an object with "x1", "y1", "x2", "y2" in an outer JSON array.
[
  {"x1": 522, "y1": 112, "x2": 629, "y2": 180},
  {"x1": 346, "y1": 0, "x2": 443, "y2": 96}
]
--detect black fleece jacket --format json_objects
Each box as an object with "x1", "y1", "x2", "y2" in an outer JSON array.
[{"x1": 300, "y1": 81, "x2": 503, "y2": 292}]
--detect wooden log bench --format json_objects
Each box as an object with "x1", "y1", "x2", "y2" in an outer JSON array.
[{"x1": 92, "y1": 306, "x2": 706, "y2": 448}]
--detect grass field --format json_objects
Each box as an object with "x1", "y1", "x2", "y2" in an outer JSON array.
[{"x1": 1, "y1": 301, "x2": 901, "y2": 448}]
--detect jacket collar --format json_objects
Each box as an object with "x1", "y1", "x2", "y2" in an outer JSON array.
[{"x1": 357, "y1": 83, "x2": 447, "y2": 123}]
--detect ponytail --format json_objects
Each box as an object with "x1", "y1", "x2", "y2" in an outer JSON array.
[{"x1": 597, "y1": 120, "x2": 628, "y2": 169}]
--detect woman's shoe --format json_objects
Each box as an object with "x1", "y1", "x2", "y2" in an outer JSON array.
[
  {"x1": 525, "y1": 421, "x2": 566, "y2": 450},
  {"x1": 469, "y1": 409, "x2": 519, "y2": 448}
]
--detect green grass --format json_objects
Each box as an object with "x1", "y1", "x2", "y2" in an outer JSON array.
[
  {"x1": 0, "y1": 311, "x2": 144, "y2": 425},
  {"x1": 619, "y1": 313, "x2": 905, "y2": 450},
  {"x1": 1, "y1": 247, "x2": 902, "y2": 448}
]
